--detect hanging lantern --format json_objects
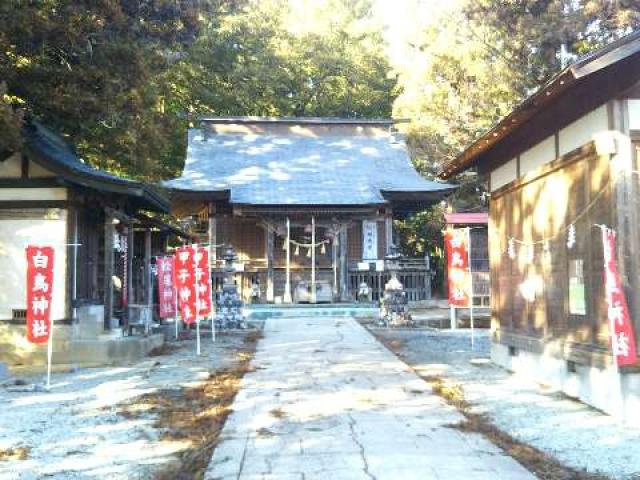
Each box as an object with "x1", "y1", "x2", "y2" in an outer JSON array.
[
  {"x1": 567, "y1": 224, "x2": 576, "y2": 249},
  {"x1": 507, "y1": 238, "x2": 516, "y2": 260},
  {"x1": 294, "y1": 245, "x2": 300, "y2": 256},
  {"x1": 306, "y1": 246, "x2": 312, "y2": 258},
  {"x1": 282, "y1": 239, "x2": 288, "y2": 251},
  {"x1": 320, "y1": 242, "x2": 326, "y2": 255}
]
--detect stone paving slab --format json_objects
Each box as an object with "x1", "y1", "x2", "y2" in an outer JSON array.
[{"x1": 204, "y1": 316, "x2": 535, "y2": 480}]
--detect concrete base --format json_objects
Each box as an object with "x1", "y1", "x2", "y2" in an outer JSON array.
[
  {"x1": 0, "y1": 323, "x2": 164, "y2": 368},
  {"x1": 492, "y1": 342, "x2": 640, "y2": 426}
]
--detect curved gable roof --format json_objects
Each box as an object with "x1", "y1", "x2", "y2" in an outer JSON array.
[
  {"x1": 23, "y1": 122, "x2": 169, "y2": 212},
  {"x1": 165, "y1": 120, "x2": 455, "y2": 206}
]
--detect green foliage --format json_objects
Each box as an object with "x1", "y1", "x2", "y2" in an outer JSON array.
[
  {"x1": 395, "y1": 0, "x2": 640, "y2": 180},
  {"x1": 1, "y1": 0, "x2": 395, "y2": 179},
  {"x1": 0, "y1": 82, "x2": 23, "y2": 156},
  {"x1": 394, "y1": 206, "x2": 447, "y2": 292},
  {"x1": 166, "y1": 0, "x2": 397, "y2": 119},
  {"x1": 0, "y1": 0, "x2": 233, "y2": 179},
  {"x1": 392, "y1": 0, "x2": 639, "y2": 261},
  {"x1": 395, "y1": 207, "x2": 445, "y2": 258}
]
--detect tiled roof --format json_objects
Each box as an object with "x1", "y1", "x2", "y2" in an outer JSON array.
[
  {"x1": 444, "y1": 212, "x2": 489, "y2": 225},
  {"x1": 23, "y1": 121, "x2": 169, "y2": 212},
  {"x1": 164, "y1": 128, "x2": 455, "y2": 206}
]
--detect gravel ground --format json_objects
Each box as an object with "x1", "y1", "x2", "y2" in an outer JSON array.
[
  {"x1": 368, "y1": 327, "x2": 640, "y2": 480},
  {"x1": 0, "y1": 331, "x2": 256, "y2": 480}
]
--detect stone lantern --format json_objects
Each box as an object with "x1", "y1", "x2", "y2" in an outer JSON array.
[
  {"x1": 379, "y1": 243, "x2": 414, "y2": 327},
  {"x1": 221, "y1": 244, "x2": 237, "y2": 292},
  {"x1": 384, "y1": 243, "x2": 403, "y2": 291}
]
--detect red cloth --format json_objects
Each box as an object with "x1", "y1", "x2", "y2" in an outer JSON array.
[
  {"x1": 157, "y1": 256, "x2": 177, "y2": 319},
  {"x1": 195, "y1": 247, "x2": 213, "y2": 318},
  {"x1": 445, "y1": 229, "x2": 472, "y2": 307},
  {"x1": 26, "y1": 246, "x2": 54, "y2": 343},
  {"x1": 602, "y1": 228, "x2": 638, "y2": 366},
  {"x1": 174, "y1": 246, "x2": 198, "y2": 324}
]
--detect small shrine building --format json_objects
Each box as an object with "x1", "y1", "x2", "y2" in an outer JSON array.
[{"x1": 165, "y1": 117, "x2": 455, "y2": 303}]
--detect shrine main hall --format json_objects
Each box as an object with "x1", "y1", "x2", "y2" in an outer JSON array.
[{"x1": 164, "y1": 117, "x2": 455, "y2": 303}]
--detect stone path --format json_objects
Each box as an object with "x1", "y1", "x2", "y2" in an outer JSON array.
[{"x1": 205, "y1": 317, "x2": 535, "y2": 480}]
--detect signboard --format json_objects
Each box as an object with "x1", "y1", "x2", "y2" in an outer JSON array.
[
  {"x1": 601, "y1": 227, "x2": 637, "y2": 367},
  {"x1": 362, "y1": 220, "x2": 378, "y2": 260},
  {"x1": 26, "y1": 246, "x2": 54, "y2": 344},
  {"x1": 157, "y1": 256, "x2": 177, "y2": 319},
  {"x1": 174, "y1": 246, "x2": 197, "y2": 324},
  {"x1": 445, "y1": 228, "x2": 472, "y2": 307}
]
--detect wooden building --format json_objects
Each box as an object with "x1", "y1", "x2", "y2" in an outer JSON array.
[
  {"x1": 165, "y1": 117, "x2": 455, "y2": 303},
  {"x1": 0, "y1": 121, "x2": 175, "y2": 365},
  {"x1": 440, "y1": 30, "x2": 640, "y2": 422}
]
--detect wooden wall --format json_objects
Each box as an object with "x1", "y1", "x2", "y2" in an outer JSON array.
[
  {"x1": 216, "y1": 217, "x2": 266, "y2": 263},
  {"x1": 490, "y1": 143, "x2": 616, "y2": 359},
  {"x1": 217, "y1": 217, "x2": 388, "y2": 267}
]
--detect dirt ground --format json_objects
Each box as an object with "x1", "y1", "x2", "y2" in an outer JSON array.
[
  {"x1": 0, "y1": 329, "x2": 260, "y2": 480},
  {"x1": 365, "y1": 324, "x2": 640, "y2": 480}
]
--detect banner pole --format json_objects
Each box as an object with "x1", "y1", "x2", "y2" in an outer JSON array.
[
  {"x1": 195, "y1": 243, "x2": 201, "y2": 356},
  {"x1": 174, "y1": 260, "x2": 180, "y2": 340},
  {"x1": 600, "y1": 225, "x2": 625, "y2": 419},
  {"x1": 46, "y1": 319, "x2": 53, "y2": 390},
  {"x1": 467, "y1": 227, "x2": 474, "y2": 351},
  {"x1": 196, "y1": 318, "x2": 201, "y2": 356}
]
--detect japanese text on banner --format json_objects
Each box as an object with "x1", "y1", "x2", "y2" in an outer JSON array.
[
  {"x1": 174, "y1": 246, "x2": 198, "y2": 324},
  {"x1": 445, "y1": 229, "x2": 472, "y2": 308},
  {"x1": 26, "y1": 246, "x2": 54, "y2": 343},
  {"x1": 602, "y1": 228, "x2": 638, "y2": 366},
  {"x1": 157, "y1": 256, "x2": 177, "y2": 319},
  {"x1": 195, "y1": 247, "x2": 213, "y2": 318}
]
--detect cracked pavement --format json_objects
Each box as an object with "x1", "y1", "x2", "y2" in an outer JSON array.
[{"x1": 204, "y1": 316, "x2": 535, "y2": 480}]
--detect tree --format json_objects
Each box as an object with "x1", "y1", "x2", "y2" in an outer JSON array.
[
  {"x1": 165, "y1": 0, "x2": 397, "y2": 119},
  {"x1": 0, "y1": 0, "x2": 235, "y2": 179}
]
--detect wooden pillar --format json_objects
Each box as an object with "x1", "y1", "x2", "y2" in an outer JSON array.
[
  {"x1": 385, "y1": 209, "x2": 393, "y2": 255},
  {"x1": 144, "y1": 229, "x2": 152, "y2": 307},
  {"x1": 208, "y1": 203, "x2": 217, "y2": 316},
  {"x1": 69, "y1": 205, "x2": 78, "y2": 321},
  {"x1": 311, "y1": 216, "x2": 316, "y2": 303},
  {"x1": 284, "y1": 217, "x2": 292, "y2": 303},
  {"x1": 266, "y1": 226, "x2": 274, "y2": 302},
  {"x1": 126, "y1": 225, "x2": 134, "y2": 328},
  {"x1": 339, "y1": 226, "x2": 349, "y2": 301},
  {"x1": 103, "y1": 213, "x2": 115, "y2": 331},
  {"x1": 209, "y1": 203, "x2": 217, "y2": 264}
]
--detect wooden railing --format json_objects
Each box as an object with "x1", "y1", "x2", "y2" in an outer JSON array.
[
  {"x1": 347, "y1": 257, "x2": 431, "y2": 302},
  {"x1": 471, "y1": 271, "x2": 491, "y2": 307}
]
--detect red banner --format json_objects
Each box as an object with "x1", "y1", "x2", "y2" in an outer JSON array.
[
  {"x1": 195, "y1": 247, "x2": 213, "y2": 318},
  {"x1": 26, "y1": 246, "x2": 54, "y2": 344},
  {"x1": 174, "y1": 246, "x2": 197, "y2": 324},
  {"x1": 157, "y1": 256, "x2": 177, "y2": 319},
  {"x1": 445, "y1": 228, "x2": 472, "y2": 307},
  {"x1": 602, "y1": 228, "x2": 638, "y2": 367}
]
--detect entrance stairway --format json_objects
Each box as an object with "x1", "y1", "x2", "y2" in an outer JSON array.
[{"x1": 245, "y1": 303, "x2": 378, "y2": 320}]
